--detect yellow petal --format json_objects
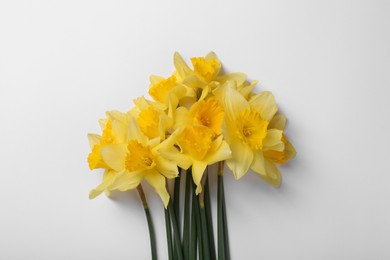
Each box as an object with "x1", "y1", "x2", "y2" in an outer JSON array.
[
  {"x1": 192, "y1": 160, "x2": 208, "y2": 195},
  {"x1": 144, "y1": 170, "x2": 170, "y2": 208},
  {"x1": 269, "y1": 114, "x2": 286, "y2": 130},
  {"x1": 100, "y1": 144, "x2": 127, "y2": 172},
  {"x1": 238, "y1": 80, "x2": 257, "y2": 99},
  {"x1": 155, "y1": 156, "x2": 179, "y2": 179},
  {"x1": 174, "y1": 106, "x2": 190, "y2": 130},
  {"x1": 262, "y1": 159, "x2": 281, "y2": 187},
  {"x1": 88, "y1": 134, "x2": 101, "y2": 149},
  {"x1": 216, "y1": 73, "x2": 247, "y2": 86},
  {"x1": 251, "y1": 150, "x2": 266, "y2": 176},
  {"x1": 109, "y1": 170, "x2": 142, "y2": 191},
  {"x1": 127, "y1": 116, "x2": 147, "y2": 145},
  {"x1": 149, "y1": 75, "x2": 165, "y2": 85},
  {"x1": 163, "y1": 147, "x2": 193, "y2": 170},
  {"x1": 226, "y1": 140, "x2": 253, "y2": 179},
  {"x1": 213, "y1": 81, "x2": 249, "y2": 121},
  {"x1": 98, "y1": 118, "x2": 108, "y2": 130},
  {"x1": 284, "y1": 141, "x2": 296, "y2": 162},
  {"x1": 249, "y1": 91, "x2": 278, "y2": 121},
  {"x1": 183, "y1": 74, "x2": 207, "y2": 89},
  {"x1": 89, "y1": 170, "x2": 116, "y2": 199},
  {"x1": 263, "y1": 129, "x2": 284, "y2": 149},
  {"x1": 106, "y1": 110, "x2": 127, "y2": 123},
  {"x1": 174, "y1": 52, "x2": 193, "y2": 79},
  {"x1": 203, "y1": 136, "x2": 231, "y2": 165},
  {"x1": 205, "y1": 51, "x2": 219, "y2": 61}
]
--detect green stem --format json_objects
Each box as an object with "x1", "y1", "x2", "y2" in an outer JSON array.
[
  {"x1": 190, "y1": 183, "x2": 197, "y2": 260},
  {"x1": 222, "y1": 176, "x2": 230, "y2": 260},
  {"x1": 183, "y1": 169, "x2": 192, "y2": 260},
  {"x1": 193, "y1": 181, "x2": 203, "y2": 260},
  {"x1": 164, "y1": 209, "x2": 173, "y2": 260},
  {"x1": 204, "y1": 172, "x2": 216, "y2": 260},
  {"x1": 217, "y1": 174, "x2": 225, "y2": 260},
  {"x1": 137, "y1": 186, "x2": 157, "y2": 260},
  {"x1": 168, "y1": 202, "x2": 184, "y2": 260},
  {"x1": 174, "y1": 168, "x2": 182, "y2": 229},
  {"x1": 173, "y1": 168, "x2": 182, "y2": 260},
  {"x1": 199, "y1": 203, "x2": 210, "y2": 260}
]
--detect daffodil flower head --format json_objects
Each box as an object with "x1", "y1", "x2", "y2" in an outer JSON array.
[
  {"x1": 191, "y1": 52, "x2": 221, "y2": 83},
  {"x1": 171, "y1": 125, "x2": 231, "y2": 194},
  {"x1": 214, "y1": 80, "x2": 286, "y2": 186},
  {"x1": 100, "y1": 116, "x2": 179, "y2": 208},
  {"x1": 87, "y1": 111, "x2": 129, "y2": 199},
  {"x1": 174, "y1": 97, "x2": 224, "y2": 136},
  {"x1": 129, "y1": 96, "x2": 173, "y2": 140}
]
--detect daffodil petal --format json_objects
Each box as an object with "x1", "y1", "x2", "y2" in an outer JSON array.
[
  {"x1": 217, "y1": 73, "x2": 247, "y2": 86},
  {"x1": 100, "y1": 144, "x2": 127, "y2": 172},
  {"x1": 262, "y1": 159, "x2": 281, "y2": 187},
  {"x1": 204, "y1": 137, "x2": 231, "y2": 165},
  {"x1": 98, "y1": 118, "x2": 108, "y2": 130},
  {"x1": 127, "y1": 116, "x2": 147, "y2": 144},
  {"x1": 174, "y1": 52, "x2": 193, "y2": 79},
  {"x1": 251, "y1": 150, "x2": 266, "y2": 176},
  {"x1": 263, "y1": 129, "x2": 284, "y2": 148},
  {"x1": 284, "y1": 141, "x2": 296, "y2": 162},
  {"x1": 192, "y1": 160, "x2": 208, "y2": 195},
  {"x1": 155, "y1": 156, "x2": 178, "y2": 179},
  {"x1": 109, "y1": 170, "x2": 142, "y2": 191},
  {"x1": 149, "y1": 75, "x2": 165, "y2": 85},
  {"x1": 163, "y1": 147, "x2": 193, "y2": 170},
  {"x1": 88, "y1": 134, "x2": 101, "y2": 149},
  {"x1": 111, "y1": 119, "x2": 127, "y2": 144},
  {"x1": 89, "y1": 170, "x2": 116, "y2": 199},
  {"x1": 213, "y1": 81, "x2": 249, "y2": 121},
  {"x1": 205, "y1": 51, "x2": 219, "y2": 61},
  {"x1": 226, "y1": 140, "x2": 253, "y2": 179},
  {"x1": 106, "y1": 110, "x2": 126, "y2": 123},
  {"x1": 249, "y1": 91, "x2": 278, "y2": 121},
  {"x1": 269, "y1": 114, "x2": 286, "y2": 130},
  {"x1": 144, "y1": 170, "x2": 170, "y2": 208},
  {"x1": 174, "y1": 106, "x2": 190, "y2": 129}
]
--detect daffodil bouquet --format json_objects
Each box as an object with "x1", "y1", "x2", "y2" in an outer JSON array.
[{"x1": 87, "y1": 52, "x2": 296, "y2": 260}]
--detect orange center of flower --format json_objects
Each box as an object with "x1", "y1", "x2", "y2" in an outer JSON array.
[
  {"x1": 236, "y1": 109, "x2": 268, "y2": 150},
  {"x1": 125, "y1": 140, "x2": 156, "y2": 172}
]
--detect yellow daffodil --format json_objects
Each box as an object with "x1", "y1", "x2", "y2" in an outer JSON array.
[
  {"x1": 174, "y1": 52, "x2": 247, "y2": 94},
  {"x1": 129, "y1": 96, "x2": 173, "y2": 140},
  {"x1": 100, "y1": 116, "x2": 179, "y2": 208},
  {"x1": 214, "y1": 81, "x2": 286, "y2": 186},
  {"x1": 164, "y1": 125, "x2": 231, "y2": 194},
  {"x1": 87, "y1": 111, "x2": 128, "y2": 199},
  {"x1": 264, "y1": 114, "x2": 296, "y2": 164},
  {"x1": 148, "y1": 70, "x2": 196, "y2": 117},
  {"x1": 174, "y1": 97, "x2": 224, "y2": 136}
]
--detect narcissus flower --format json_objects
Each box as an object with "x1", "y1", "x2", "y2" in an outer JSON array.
[
  {"x1": 100, "y1": 116, "x2": 179, "y2": 208},
  {"x1": 214, "y1": 81, "x2": 286, "y2": 186},
  {"x1": 129, "y1": 96, "x2": 173, "y2": 140},
  {"x1": 165, "y1": 125, "x2": 231, "y2": 194},
  {"x1": 88, "y1": 111, "x2": 128, "y2": 199},
  {"x1": 174, "y1": 97, "x2": 224, "y2": 136}
]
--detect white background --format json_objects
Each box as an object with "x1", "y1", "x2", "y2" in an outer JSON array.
[{"x1": 1, "y1": 1, "x2": 390, "y2": 259}]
